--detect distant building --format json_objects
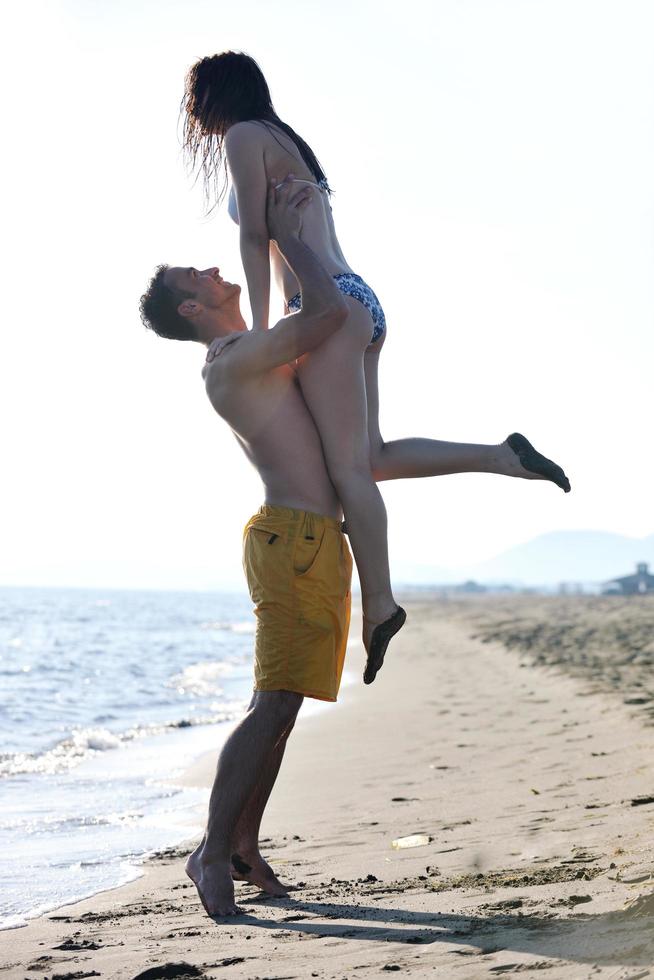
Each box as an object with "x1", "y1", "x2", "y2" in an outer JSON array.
[{"x1": 602, "y1": 562, "x2": 654, "y2": 595}]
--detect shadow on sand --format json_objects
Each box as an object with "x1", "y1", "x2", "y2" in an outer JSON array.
[{"x1": 230, "y1": 890, "x2": 654, "y2": 969}]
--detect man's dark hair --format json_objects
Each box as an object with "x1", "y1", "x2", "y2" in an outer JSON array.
[{"x1": 139, "y1": 264, "x2": 198, "y2": 342}]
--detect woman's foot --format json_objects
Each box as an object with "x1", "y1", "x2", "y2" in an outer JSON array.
[
  {"x1": 504, "y1": 433, "x2": 571, "y2": 492},
  {"x1": 362, "y1": 595, "x2": 398, "y2": 652},
  {"x1": 363, "y1": 606, "x2": 407, "y2": 685},
  {"x1": 185, "y1": 843, "x2": 244, "y2": 918},
  {"x1": 231, "y1": 850, "x2": 294, "y2": 897}
]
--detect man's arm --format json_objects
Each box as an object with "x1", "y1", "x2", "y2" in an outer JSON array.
[{"x1": 206, "y1": 179, "x2": 348, "y2": 380}]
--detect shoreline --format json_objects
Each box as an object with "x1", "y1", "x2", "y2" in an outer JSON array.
[
  {"x1": 0, "y1": 643, "x2": 360, "y2": 935},
  {"x1": 3, "y1": 600, "x2": 654, "y2": 977}
]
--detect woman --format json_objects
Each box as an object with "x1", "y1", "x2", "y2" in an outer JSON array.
[{"x1": 182, "y1": 51, "x2": 570, "y2": 680}]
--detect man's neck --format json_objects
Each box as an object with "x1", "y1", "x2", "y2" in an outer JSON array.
[{"x1": 198, "y1": 310, "x2": 248, "y2": 345}]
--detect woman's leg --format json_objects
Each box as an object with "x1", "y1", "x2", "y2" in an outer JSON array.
[
  {"x1": 364, "y1": 346, "x2": 567, "y2": 485},
  {"x1": 296, "y1": 299, "x2": 400, "y2": 651}
]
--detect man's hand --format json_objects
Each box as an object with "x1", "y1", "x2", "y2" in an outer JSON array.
[
  {"x1": 266, "y1": 174, "x2": 313, "y2": 244},
  {"x1": 206, "y1": 333, "x2": 242, "y2": 363}
]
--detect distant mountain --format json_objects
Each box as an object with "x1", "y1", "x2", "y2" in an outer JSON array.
[
  {"x1": 467, "y1": 530, "x2": 654, "y2": 586},
  {"x1": 394, "y1": 531, "x2": 654, "y2": 587}
]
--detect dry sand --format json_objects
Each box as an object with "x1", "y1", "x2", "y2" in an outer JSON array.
[
  {"x1": 3, "y1": 597, "x2": 654, "y2": 979},
  {"x1": 446, "y1": 593, "x2": 654, "y2": 724}
]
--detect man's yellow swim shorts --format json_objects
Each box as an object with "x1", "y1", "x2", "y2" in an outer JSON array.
[{"x1": 243, "y1": 505, "x2": 353, "y2": 702}]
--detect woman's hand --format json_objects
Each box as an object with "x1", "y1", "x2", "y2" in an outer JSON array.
[
  {"x1": 206, "y1": 333, "x2": 242, "y2": 363},
  {"x1": 266, "y1": 174, "x2": 313, "y2": 244}
]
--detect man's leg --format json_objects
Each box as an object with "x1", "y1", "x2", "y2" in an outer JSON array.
[
  {"x1": 230, "y1": 718, "x2": 297, "y2": 895},
  {"x1": 192, "y1": 725, "x2": 295, "y2": 893},
  {"x1": 185, "y1": 689, "x2": 302, "y2": 917}
]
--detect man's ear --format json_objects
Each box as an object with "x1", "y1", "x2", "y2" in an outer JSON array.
[{"x1": 178, "y1": 299, "x2": 201, "y2": 319}]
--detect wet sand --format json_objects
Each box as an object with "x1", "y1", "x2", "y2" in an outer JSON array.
[{"x1": 3, "y1": 598, "x2": 654, "y2": 979}]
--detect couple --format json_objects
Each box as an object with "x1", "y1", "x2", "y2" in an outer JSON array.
[{"x1": 139, "y1": 52, "x2": 570, "y2": 918}]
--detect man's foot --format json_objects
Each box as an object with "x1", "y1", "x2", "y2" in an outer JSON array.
[
  {"x1": 363, "y1": 606, "x2": 407, "y2": 685},
  {"x1": 185, "y1": 844, "x2": 244, "y2": 918},
  {"x1": 505, "y1": 432, "x2": 571, "y2": 492},
  {"x1": 231, "y1": 851, "x2": 294, "y2": 897}
]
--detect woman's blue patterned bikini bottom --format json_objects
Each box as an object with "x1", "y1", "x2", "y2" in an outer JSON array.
[{"x1": 287, "y1": 272, "x2": 386, "y2": 343}]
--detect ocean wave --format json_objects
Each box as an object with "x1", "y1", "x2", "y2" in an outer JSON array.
[
  {"x1": 0, "y1": 862, "x2": 144, "y2": 932},
  {"x1": 0, "y1": 665, "x2": 34, "y2": 676},
  {"x1": 167, "y1": 660, "x2": 233, "y2": 696},
  {"x1": 0, "y1": 707, "x2": 244, "y2": 779},
  {"x1": 0, "y1": 810, "x2": 152, "y2": 832},
  {"x1": 200, "y1": 619, "x2": 255, "y2": 634},
  {"x1": 0, "y1": 810, "x2": 147, "y2": 833}
]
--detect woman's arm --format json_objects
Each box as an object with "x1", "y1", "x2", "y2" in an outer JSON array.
[{"x1": 225, "y1": 122, "x2": 271, "y2": 331}]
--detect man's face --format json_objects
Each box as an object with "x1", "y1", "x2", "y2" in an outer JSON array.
[{"x1": 164, "y1": 266, "x2": 240, "y2": 312}]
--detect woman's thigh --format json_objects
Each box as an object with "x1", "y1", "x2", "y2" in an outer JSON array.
[{"x1": 296, "y1": 297, "x2": 373, "y2": 474}]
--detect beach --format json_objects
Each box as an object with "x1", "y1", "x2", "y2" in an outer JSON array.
[{"x1": 3, "y1": 596, "x2": 654, "y2": 979}]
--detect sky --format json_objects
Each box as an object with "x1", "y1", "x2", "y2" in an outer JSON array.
[{"x1": 1, "y1": 0, "x2": 653, "y2": 590}]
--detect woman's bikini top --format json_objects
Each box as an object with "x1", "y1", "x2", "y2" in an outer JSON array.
[{"x1": 228, "y1": 176, "x2": 329, "y2": 226}]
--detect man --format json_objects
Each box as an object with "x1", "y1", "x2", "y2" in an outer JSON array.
[{"x1": 139, "y1": 177, "x2": 352, "y2": 917}]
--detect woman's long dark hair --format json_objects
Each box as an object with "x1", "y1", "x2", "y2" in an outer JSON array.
[{"x1": 182, "y1": 51, "x2": 331, "y2": 213}]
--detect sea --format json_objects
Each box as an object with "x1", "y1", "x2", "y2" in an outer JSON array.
[{"x1": 0, "y1": 586, "x2": 346, "y2": 930}]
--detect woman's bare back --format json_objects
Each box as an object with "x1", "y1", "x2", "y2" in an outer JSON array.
[{"x1": 227, "y1": 121, "x2": 352, "y2": 300}]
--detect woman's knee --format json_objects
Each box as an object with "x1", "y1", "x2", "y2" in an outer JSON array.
[
  {"x1": 327, "y1": 458, "x2": 376, "y2": 494},
  {"x1": 368, "y1": 440, "x2": 386, "y2": 479}
]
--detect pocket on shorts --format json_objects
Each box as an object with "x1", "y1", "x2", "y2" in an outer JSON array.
[
  {"x1": 243, "y1": 525, "x2": 290, "y2": 599},
  {"x1": 293, "y1": 527, "x2": 326, "y2": 576}
]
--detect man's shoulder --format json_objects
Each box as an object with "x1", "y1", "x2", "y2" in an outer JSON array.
[
  {"x1": 202, "y1": 331, "x2": 258, "y2": 391},
  {"x1": 208, "y1": 326, "x2": 292, "y2": 380}
]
